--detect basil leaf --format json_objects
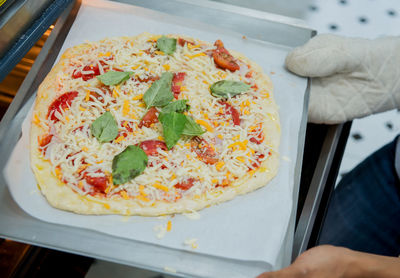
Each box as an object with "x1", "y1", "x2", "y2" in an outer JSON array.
[
  {"x1": 112, "y1": 145, "x2": 148, "y2": 185},
  {"x1": 158, "y1": 112, "x2": 187, "y2": 149},
  {"x1": 210, "y1": 80, "x2": 251, "y2": 98},
  {"x1": 97, "y1": 71, "x2": 133, "y2": 86},
  {"x1": 182, "y1": 115, "x2": 206, "y2": 136},
  {"x1": 161, "y1": 100, "x2": 190, "y2": 113},
  {"x1": 156, "y1": 36, "x2": 177, "y2": 55},
  {"x1": 90, "y1": 111, "x2": 119, "y2": 143},
  {"x1": 143, "y1": 72, "x2": 174, "y2": 108}
]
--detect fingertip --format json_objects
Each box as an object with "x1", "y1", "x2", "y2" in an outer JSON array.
[{"x1": 285, "y1": 34, "x2": 359, "y2": 78}]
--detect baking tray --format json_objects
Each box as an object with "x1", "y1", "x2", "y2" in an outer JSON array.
[
  {"x1": 0, "y1": 0, "x2": 314, "y2": 276},
  {"x1": 0, "y1": 0, "x2": 52, "y2": 57}
]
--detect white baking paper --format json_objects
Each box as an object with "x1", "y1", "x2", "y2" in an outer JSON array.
[{"x1": 4, "y1": 0, "x2": 307, "y2": 277}]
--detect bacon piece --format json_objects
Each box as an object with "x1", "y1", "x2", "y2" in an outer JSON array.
[
  {"x1": 212, "y1": 40, "x2": 240, "y2": 72},
  {"x1": 139, "y1": 140, "x2": 168, "y2": 156},
  {"x1": 174, "y1": 178, "x2": 196, "y2": 191},
  {"x1": 218, "y1": 101, "x2": 240, "y2": 126},
  {"x1": 84, "y1": 170, "x2": 108, "y2": 193},
  {"x1": 138, "y1": 107, "x2": 159, "y2": 128},
  {"x1": 172, "y1": 72, "x2": 186, "y2": 99},
  {"x1": 191, "y1": 137, "x2": 218, "y2": 165},
  {"x1": 47, "y1": 91, "x2": 79, "y2": 122}
]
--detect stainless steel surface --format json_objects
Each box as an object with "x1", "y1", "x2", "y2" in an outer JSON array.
[
  {"x1": 0, "y1": 0, "x2": 314, "y2": 276},
  {"x1": 114, "y1": 0, "x2": 314, "y2": 47},
  {"x1": 0, "y1": 0, "x2": 52, "y2": 57},
  {"x1": 293, "y1": 124, "x2": 345, "y2": 258}
]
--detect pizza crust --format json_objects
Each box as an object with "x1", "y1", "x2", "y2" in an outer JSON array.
[{"x1": 30, "y1": 33, "x2": 280, "y2": 216}]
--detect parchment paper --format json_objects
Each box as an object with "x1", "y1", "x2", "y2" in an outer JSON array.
[{"x1": 4, "y1": 0, "x2": 307, "y2": 276}]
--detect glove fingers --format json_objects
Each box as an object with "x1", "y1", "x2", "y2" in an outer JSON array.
[
  {"x1": 286, "y1": 34, "x2": 363, "y2": 78},
  {"x1": 308, "y1": 77, "x2": 371, "y2": 124}
]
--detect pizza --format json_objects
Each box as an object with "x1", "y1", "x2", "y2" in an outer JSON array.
[{"x1": 30, "y1": 33, "x2": 280, "y2": 216}]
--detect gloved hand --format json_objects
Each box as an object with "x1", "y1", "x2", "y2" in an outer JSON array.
[{"x1": 285, "y1": 34, "x2": 400, "y2": 124}]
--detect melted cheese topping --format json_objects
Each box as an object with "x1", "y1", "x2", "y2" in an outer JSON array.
[{"x1": 39, "y1": 33, "x2": 277, "y2": 206}]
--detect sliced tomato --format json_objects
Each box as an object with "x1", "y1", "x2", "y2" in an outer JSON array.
[
  {"x1": 216, "y1": 179, "x2": 230, "y2": 188},
  {"x1": 72, "y1": 64, "x2": 101, "y2": 81},
  {"x1": 111, "y1": 68, "x2": 123, "y2": 72},
  {"x1": 66, "y1": 151, "x2": 82, "y2": 166},
  {"x1": 191, "y1": 137, "x2": 218, "y2": 165},
  {"x1": 178, "y1": 38, "x2": 194, "y2": 47},
  {"x1": 121, "y1": 120, "x2": 134, "y2": 132},
  {"x1": 174, "y1": 178, "x2": 196, "y2": 191},
  {"x1": 218, "y1": 101, "x2": 240, "y2": 126},
  {"x1": 245, "y1": 71, "x2": 253, "y2": 78},
  {"x1": 136, "y1": 75, "x2": 159, "y2": 83},
  {"x1": 249, "y1": 124, "x2": 265, "y2": 144},
  {"x1": 84, "y1": 170, "x2": 108, "y2": 193},
  {"x1": 140, "y1": 140, "x2": 168, "y2": 156},
  {"x1": 212, "y1": 40, "x2": 240, "y2": 72},
  {"x1": 72, "y1": 69, "x2": 82, "y2": 79},
  {"x1": 143, "y1": 48, "x2": 155, "y2": 57},
  {"x1": 39, "y1": 134, "x2": 53, "y2": 147},
  {"x1": 47, "y1": 91, "x2": 79, "y2": 122},
  {"x1": 252, "y1": 153, "x2": 265, "y2": 168},
  {"x1": 38, "y1": 134, "x2": 53, "y2": 155},
  {"x1": 172, "y1": 72, "x2": 186, "y2": 99},
  {"x1": 138, "y1": 107, "x2": 159, "y2": 128},
  {"x1": 118, "y1": 120, "x2": 135, "y2": 138}
]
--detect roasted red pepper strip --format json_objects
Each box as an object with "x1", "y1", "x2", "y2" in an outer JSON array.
[
  {"x1": 47, "y1": 91, "x2": 78, "y2": 122},
  {"x1": 219, "y1": 101, "x2": 240, "y2": 126},
  {"x1": 191, "y1": 137, "x2": 218, "y2": 165},
  {"x1": 139, "y1": 140, "x2": 168, "y2": 156},
  {"x1": 174, "y1": 178, "x2": 196, "y2": 190},
  {"x1": 212, "y1": 40, "x2": 240, "y2": 72},
  {"x1": 138, "y1": 107, "x2": 159, "y2": 128},
  {"x1": 172, "y1": 72, "x2": 186, "y2": 99}
]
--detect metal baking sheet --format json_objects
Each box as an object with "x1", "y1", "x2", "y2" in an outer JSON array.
[{"x1": 0, "y1": 0, "x2": 313, "y2": 277}]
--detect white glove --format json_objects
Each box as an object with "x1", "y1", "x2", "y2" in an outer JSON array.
[{"x1": 285, "y1": 34, "x2": 400, "y2": 124}]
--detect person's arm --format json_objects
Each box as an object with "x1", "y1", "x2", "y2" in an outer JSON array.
[{"x1": 257, "y1": 245, "x2": 400, "y2": 278}]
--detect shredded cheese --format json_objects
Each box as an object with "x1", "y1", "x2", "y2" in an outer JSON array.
[{"x1": 39, "y1": 33, "x2": 275, "y2": 206}]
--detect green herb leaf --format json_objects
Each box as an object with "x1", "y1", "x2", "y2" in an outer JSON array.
[
  {"x1": 143, "y1": 72, "x2": 174, "y2": 108},
  {"x1": 182, "y1": 115, "x2": 206, "y2": 136},
  {"x1": 112, "y1": 145, "x2": 148, "y2": 185},
  {"x1": 90, "y1": 111, "x2": 119, "y2": 143},
  {"x1": 161, "y1": 100, "x2": 190, "y2": 113},
  {"x1": 210, "y1": 80, "x2": 251, "y2": 98},
  {"x1": 96, "y1": 71, "x2": 133, "y2": 86},
  {"x1": 158, "y1": 112, "x2": 187, "y2": 149},
  {"x1": 156, "y1": 36, "x2": 177, "y2": 55}
]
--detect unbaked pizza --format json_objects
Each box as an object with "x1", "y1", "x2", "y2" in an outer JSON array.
[{"x1": 30, "y1": 33, "x2": 280, "y2": 215}]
